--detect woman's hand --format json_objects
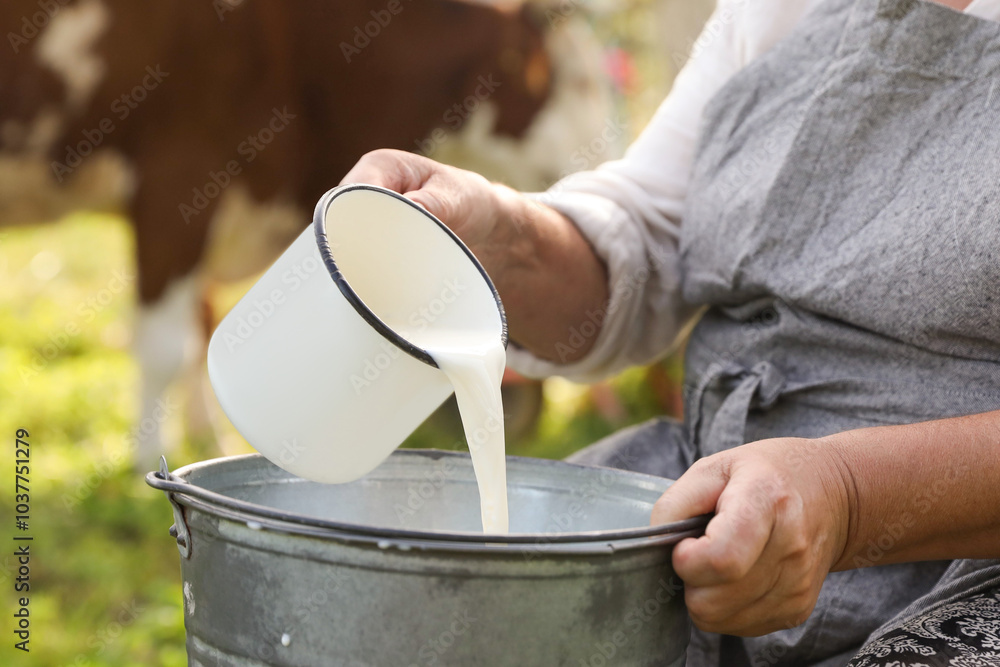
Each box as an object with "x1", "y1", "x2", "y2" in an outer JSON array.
[
  {"x1": 341, "y1": 149, "x2": 518, "y2": 281},
  {"x1": 341, "y1": 149, "x2": 609, "y2": 362},
  {"x1": 651, "y1": 438, "x2": 854, "y2": 636},
  {"x1": 653, "y1": 412, "x2": 1000, "y2": 636}
]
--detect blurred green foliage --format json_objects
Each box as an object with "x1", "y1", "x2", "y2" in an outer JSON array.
[{"x1": 1, "y1": 216, "x2": 187, "y2": 666}]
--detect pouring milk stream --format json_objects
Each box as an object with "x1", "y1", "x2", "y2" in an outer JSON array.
[
  {"x1": 407, "y1": 330, "x2": 509, "y2": 533},
  {"x1": 207, "y1": 185, "x2": 509, "y2": 534}
]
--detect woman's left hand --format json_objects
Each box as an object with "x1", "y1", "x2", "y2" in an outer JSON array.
[{"x1": 651, "y1": 437, "x2": 855, "y2": 636}]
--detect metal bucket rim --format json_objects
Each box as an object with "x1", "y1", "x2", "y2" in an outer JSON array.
[
  {"x1": 146, "y1": 451, "x2": 709, "y2": 552},
  {"x1": 174, "y1": 492, "x2": 708, "y2": 556}
]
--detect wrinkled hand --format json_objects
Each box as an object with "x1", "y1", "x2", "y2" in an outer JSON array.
[
  {"x1": 651, "y1": 438, "x2": 854, "y2": 636},
  {"x1": 341, "y1": 149, "x2": 514, "y2": 276},
  {"x1": 341, "y1": 148, "x2": 610, "y2": 362}
]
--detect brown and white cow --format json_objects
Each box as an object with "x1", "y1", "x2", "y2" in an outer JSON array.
[{"x1": 1, "y1": 0, "x2": 617, "y2": 466}]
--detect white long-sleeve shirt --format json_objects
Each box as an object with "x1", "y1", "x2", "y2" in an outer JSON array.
[{"x1": 509, "y1": 0, "x2": 1000, "y2": 383}]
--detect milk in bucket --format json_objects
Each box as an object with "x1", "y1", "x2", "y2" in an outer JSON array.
[{"x1": 207, "y1": 185, "x2": 510, "y2": 533}]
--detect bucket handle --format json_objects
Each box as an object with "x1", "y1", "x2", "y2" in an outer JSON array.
[{"x1": 150, "y1": 457, "x2": 193, "y2": 559}]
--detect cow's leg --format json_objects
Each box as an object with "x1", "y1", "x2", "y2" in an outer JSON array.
[
  {"x1": 180, "y1": 284, "x2": 223, "y2": 449},
  {"x1": 132, "y1": 274, "x2": 201, "y2": 469},
  {"x1": 129, "y1": 144, "x2": 220, "y2": 469}
]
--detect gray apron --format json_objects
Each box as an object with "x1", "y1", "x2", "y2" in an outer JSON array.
[{"x1": 569, "y1": 0, "x2": 1000, "y2": 664}]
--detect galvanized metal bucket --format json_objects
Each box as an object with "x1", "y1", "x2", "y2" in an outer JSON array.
[{"x1": 147, "y1": 450, "x2": 707, "y2": 667}]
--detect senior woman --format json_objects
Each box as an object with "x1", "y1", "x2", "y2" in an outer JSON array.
[{"x1": 343, "y1": 0, "x2": 1000, "y2": 663}]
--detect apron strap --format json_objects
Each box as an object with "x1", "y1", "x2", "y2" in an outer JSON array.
[
  {"x1": 689, "y1": 361, "x2": 787, "y2": 457},
  {"x1": 688, "y1": 359, "x2": 882, "y2": 457}
]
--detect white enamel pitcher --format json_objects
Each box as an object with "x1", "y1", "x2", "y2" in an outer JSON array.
[{"x1": 206, "y1": 184, "x2": 507, "y2": 483}]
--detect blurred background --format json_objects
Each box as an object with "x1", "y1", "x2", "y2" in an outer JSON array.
[{"x1": 0, "y1": 0, "x2": 713, "y2": 664}]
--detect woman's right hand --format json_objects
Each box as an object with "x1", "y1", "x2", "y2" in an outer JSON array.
[
  {"x1": 341, "y1": 148, "x2": 609, "y2": 363},
  {"x1": 341, "y1": 149, "x2": 517, "y2": 281}
]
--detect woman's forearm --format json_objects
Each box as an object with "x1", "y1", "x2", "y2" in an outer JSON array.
[
  {"x1": 487, "y1": 184, "x2": 609, "y2": 363},
  {"x1": 829, "y1": 410, "x2": 1000, "y2": 571},
  {"x1": 649, "y1": 410, "x2": 1000, "y2": 635}
]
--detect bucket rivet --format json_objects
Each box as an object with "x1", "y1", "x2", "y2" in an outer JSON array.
[{"x1": 168, "y1": 525, "x2": 188, "y2": 547}]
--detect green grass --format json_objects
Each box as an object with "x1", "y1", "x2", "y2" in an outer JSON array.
[
  {"x1": 0, "y1": 215, "x2": 188, "y2": 666},
  {"x1": 0, "y1": 213, "x2": 681, "y2": 665}
]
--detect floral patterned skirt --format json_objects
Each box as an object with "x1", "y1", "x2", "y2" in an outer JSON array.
[{"x1": 848, "y1": 587, "x2": 1000, "y2": 667}]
